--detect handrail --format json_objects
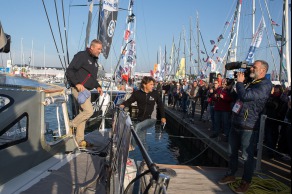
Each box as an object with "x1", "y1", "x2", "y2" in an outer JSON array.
[
  {"x1": 108, "y1": 108, "x2": 170, "y2": 194},
  {"x1": 129, "y1": 125, "x2": 170, "y2": 194},
  {"x1": 256, "y1": 114, "x2": 291, "y2": 171},
  {"x1": 130, "y1": 125, "x2": 159, "y2": 180}
]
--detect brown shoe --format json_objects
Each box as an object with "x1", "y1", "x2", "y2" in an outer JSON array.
[
  {"x1": 218, "y1": 175, "x2": 236, "y2": 185},
  {"x1": 79, "y1": 140, "x2": 94, "y2": 148},
  {"x1": 234, "y1": 180, "x2": 250, "y2": 194},
  {"x1": 78, "y1": 140, "x2": 87, "y2": 148}
]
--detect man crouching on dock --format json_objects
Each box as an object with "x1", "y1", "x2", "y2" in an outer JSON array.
[{"x1": 119, "y1": 76, "x2": 166, "y2": 135}]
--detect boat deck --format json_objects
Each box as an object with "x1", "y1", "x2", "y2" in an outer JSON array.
[{"x1": 145, "y1": 164, "x2": 238, "y2": 194}]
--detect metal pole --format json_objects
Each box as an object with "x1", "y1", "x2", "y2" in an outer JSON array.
[
  {"x1": 284, "y1": 0, "x2": 291, "y2": 85},
  {"x1": 256, "y1": 114, "x2": 267, "y2": 172}
]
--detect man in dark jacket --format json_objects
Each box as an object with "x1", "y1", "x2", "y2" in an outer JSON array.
[
  {"x1": 120, "y1": 76, "x2": 166, "y2": 132},
  {"x1": 66, "y1": 39, "x2": 103, "y2": 147},
  {"x1": 218, "y1": 60, "x2": 273, "y2": 193}
]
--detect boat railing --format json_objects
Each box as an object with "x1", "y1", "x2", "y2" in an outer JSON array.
[
  {"x1": 127, "y1": 125, "x2": 170, "y2": 194},
  {"x1": 256, "y1": 114, "x2": 291, "y2": 171},
  {"x1": 108, "y1": 108, "x2": 170, "y2": 194}
]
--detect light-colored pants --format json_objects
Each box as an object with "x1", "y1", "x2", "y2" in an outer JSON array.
[{"x1": 71, "y1": 87, "x2": 94, "y2": 143}]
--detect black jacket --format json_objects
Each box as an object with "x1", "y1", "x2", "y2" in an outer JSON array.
[
  {"x1": 66, "y1": 49, "x2": 101, "y2": 90},
  {"x1": 121, "y1": 89, "x2": 165, "y2": 121},
  {"x1": 232, "y1": 77, "x2": 273, "y2": 130}
]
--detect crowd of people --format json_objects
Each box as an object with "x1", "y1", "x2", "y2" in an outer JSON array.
[
  {"x1": 153, "y1": 61, "x2": 291, "y2": 193},
  {"x1": 157, "y1": 68, "x2": 291, "y2": 159}
]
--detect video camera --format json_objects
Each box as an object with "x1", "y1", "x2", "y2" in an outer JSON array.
[{"x1": 225, "y1": 61, "x2": 252, "y2": 83}]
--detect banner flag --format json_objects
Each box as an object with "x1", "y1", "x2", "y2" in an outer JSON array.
[
  {"x1": 245, "y1": 17, "x2": 266, "y2": 64},
  {"x1": 175, "y1": 58, "x2": 186, "y2": 79},
  {"x1": 0, "y1": 22, "x2": 7, "y2": 49},
  {"x1": 98, "y1": 0, "x2": 119, "y2": 59}
]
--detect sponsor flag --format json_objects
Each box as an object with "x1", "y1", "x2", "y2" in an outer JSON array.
[
  {"x1": 217, "y1": 34, "x2": 224, "y2": 42},
  {"x1": 245, "y1": 17, "x2": 266, "y2": 64},
  {"x1": 210, "y1": 40, "x2": 215, "y2": 45},
  {"x1": 124, "y1": 30, "x2": 131, "y2": 40},
  {"x1": 175, "y1": 58, "x2": 186, "y2": 78},
  {"x1": 98, "y1": 0, "x2": 120, "y2": 59},
  {"x1": 154, "y1": 64, "x2": 161, "y2": 80},
  {"x1": 116, "y1": 65, "x2": 125, "y2": 80},
  {"x1": 225, "y1": 21, "x2": 230, "y2": 26},
  {"x1": 200, "y1": 50, "x2": 205, "y2": 54},
  {"x1": 271, "y1": 19, "x2": 280, "y2": 26},
  {"x1": 274, "y1": 33, "x2": 283, "y2": 41},
  {"x1": 210, "y1": 59, "x2": 217, "y2": 72},
  {"x1": 216, "y1": 57, "x2": 223, "y2": 62},
  {"x1": 211, "y1": 45, "x2": 219, "y2": 53}
]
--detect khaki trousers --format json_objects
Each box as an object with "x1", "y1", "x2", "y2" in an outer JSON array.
[{"x1": 71, "y1": 87, "x2": 94, "y2": 143}]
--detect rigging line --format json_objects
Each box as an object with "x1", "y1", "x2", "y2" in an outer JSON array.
[
  {"x1": 41, "y1": 0, "x2": 65, "y2": 71},
  {"x1": 61, "y1": 0, "x2": 70, "y2": 67},
  {"x1": 258, "y1": 0, "x2": 277, "y2": 74},
  {"x1": 54, "y1": 0, "x2": 67, "y2": 69},
  {"x1": 140, "y1": 0, "x2": 151, "y2": 68},
  {"x1": 77, "y1": 22, "x2": 85, "y2": 53},
  {"x1": 199, "y1": 29, "x2": 209, "y2": 71},
  {"x1": 263, "y1": 0, "x2": 282, "y2": 56}
]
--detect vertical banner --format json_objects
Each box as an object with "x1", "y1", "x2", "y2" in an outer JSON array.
[
  {"x1": 175, "y1": 58, "x2": 186, "y2": 79},
  {"x1": 245, "y1": 17, "x2": 266, "y2": 64},
  {"x1": 0, "y1": 22, "x2": 10, "y2": 53},
  {"x1": 98, "y1": 0, "x2": 119, "y2": 59},
  {"x1": 0, "y1": 22, "x2": 7, "y2": 49}
]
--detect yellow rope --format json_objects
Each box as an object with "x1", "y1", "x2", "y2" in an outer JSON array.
[{"x1": 229, "y1": 173, "x2": 291, "y2": 194}]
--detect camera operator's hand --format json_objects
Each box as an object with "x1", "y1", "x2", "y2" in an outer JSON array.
[{"x1": 237, "y1": 72, "x2": 245, "y2": 83}]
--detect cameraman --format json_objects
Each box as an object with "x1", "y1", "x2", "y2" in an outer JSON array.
[{"x1": 218, "y1": 60, "x2": 273, "y2": 193}]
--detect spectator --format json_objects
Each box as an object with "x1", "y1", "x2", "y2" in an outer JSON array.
[
  {"x1": 210, "y1": 79, "x2": 233, "y2": 141},
  {"x1": 218, "y1": 60, "x2": 273, "y2": 193}
]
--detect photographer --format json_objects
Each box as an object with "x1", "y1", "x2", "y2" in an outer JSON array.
[
  {"x1": 210, "y1": 79, "x2": 233, "y2": 140},
  {"x1": 218, "y1": 60, "x2": 273, "y2": 193}
]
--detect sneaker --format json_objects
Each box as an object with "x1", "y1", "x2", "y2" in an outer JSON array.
[
  {"x1": 234, "y1": 180, "x2": 250, "y2": 194},
  {"x1": 218, "y1": 175, "x2": 236, "y2": 185}
]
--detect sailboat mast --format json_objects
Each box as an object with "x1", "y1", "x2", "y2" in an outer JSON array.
[
  {"x1": 184, "y1": 28, "x2": 186, "y2": 79},
  {"x1": 226, "y1": 0, "x2": 241, "y2": 64},
  {"x1": 176, "y1": 33, "x2": 181, "y2": 77},
  {"x1": 196, "y1": 12, "x2": 200, "y2": 76},
  {"x1": 85, "y1": 0, "x2": 94, "y2": 49},
  {"x1": 164, "y1": 45, "x2": 167, "y2": 81},
  {"x1": 284, "y1": 0, "x2": 291, "y2": 85},
  {"x1": 234, "y1": 0, "x2": 242, "y2": 62},
  {"x1": 190, "y1": 17, "x2": 192, "y2": 62},
  {"x1": 252, "y1": 0, "x2": 256, "y2": 35},
  {"x1": 279, "y1": 0, "x2": 285, "y2": 82},
  {"x1": 126, "y1": 0, "x2": 135, "y2": 79}
]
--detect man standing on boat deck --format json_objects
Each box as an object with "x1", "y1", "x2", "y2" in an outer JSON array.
[
  {"x1": 66, "y1": 39, "x2": 103, "y2": 147},
  {"x1": 120, "y1": 76, "x2": 166, "y2": 132},
  {"x1": 218, "y1": 60, "x2": 272, "y2": 193}
]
